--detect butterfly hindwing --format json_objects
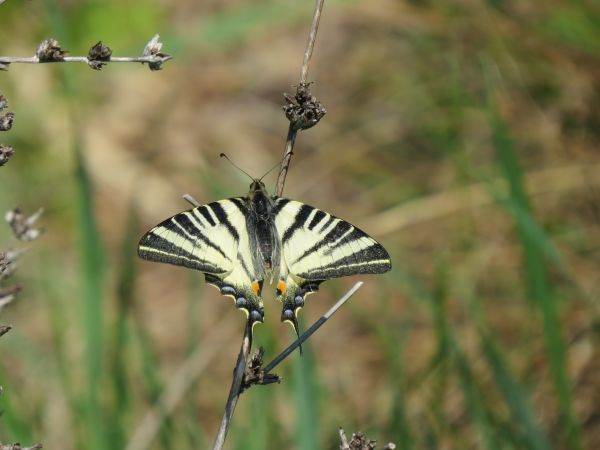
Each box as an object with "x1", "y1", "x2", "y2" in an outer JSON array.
[{"x1": 273, "y1": 198, "x2": 392, "y2": 281}]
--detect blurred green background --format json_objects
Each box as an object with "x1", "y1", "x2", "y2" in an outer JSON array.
[{"x1": 0, "y1": 0, "x2": 599, "y2": 449}]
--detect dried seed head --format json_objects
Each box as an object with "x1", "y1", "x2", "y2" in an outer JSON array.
[
  {"x1": 283, "y1": 82, "x2": 326, "y2": 131},
  {"x1": 142, "y1": 34, "x2": 171, "y2": 71},
  {"x1": 348, "y1": 432, "x2": 377, "y2": 450},
  {"x1": 0, "y1": 145, "x2": 14, "y2": 167},
  {"x1": 0, "y1": 112, "x2": 14, "y2": 132},
  {"x1": 36, "y1": 38, "x2": 67, "y2": 62},
  {"x1": 0, "y1": 95, "x2": 7, "y2": 111},
  {"x1": 0, "y1": 325, "x2": 12, "y2": 338},
  {"x1": 5, "y1": 207, "x2": 44, "y2": 242},
  {"x1": 88, "y1": 41, "x2": 113, "y2": 70},
  {"x1": 0, "y1": 284, "x2": 22, "y2": 311}
]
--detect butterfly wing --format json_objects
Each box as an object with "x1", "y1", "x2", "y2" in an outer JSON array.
[
  {"x1": 272, "y1": 198, "x2": 391, "y2": 330},
  {"x1": 138, "y1": 198, "x2": 265, "y2": 324}
]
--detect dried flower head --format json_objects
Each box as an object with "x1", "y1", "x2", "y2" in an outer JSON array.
[
  {"x1": 0, "y1": 284, "x2": 22, "y2": 312},
  {"x1": 87, "y1": 41, "x2": 113, "y2": 70},
  {"x1": 0, "y1": 145, "x2": 14, "y2": 167},
  {"x1": 0, "y1": 112, "x2": 14, "y2": 132},
  {"x1": 5, "y1": 207, "x2": 44, "y2": 242},
  {"x1": 0, "y1": 325, "x2": 11, "y2": 338},
  {"x1": 339, "y1": 428, "x2": 396, "y2": 450},
  {"x1": 36, "y1": 38, "x2": 67, "y2": 62},
  {"x1": 142, "y1": 34, "x2": 172, "y2": 71},
  {"x1": 283, "y1": 82, "x2": 326, "y2": 131}
]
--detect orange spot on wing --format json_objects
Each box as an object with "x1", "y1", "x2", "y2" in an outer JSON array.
[{"x1": 277, "y1": 280, "x2": 287, "y2": 295}]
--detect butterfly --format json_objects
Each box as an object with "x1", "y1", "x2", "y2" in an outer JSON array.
[{"x1": 138, "y1": 172, "x2": 391, "y2": 339}]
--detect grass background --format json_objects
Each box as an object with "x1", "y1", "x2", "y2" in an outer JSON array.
[{"x1": 0, "y1": 0, "x2": 599, "y2": 449}]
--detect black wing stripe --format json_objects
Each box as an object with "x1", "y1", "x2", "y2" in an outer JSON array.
[
  {"x1": 292, "y1": 221, "x2": 349, "y2": 265},
  {"x1": 307, "y1": 210, "x2": 326, "y2": 230},
  {"x1": 282, "y1": 204, "x2": 314, "y2": 243},
  {"x1": 197, "y1": 206, "x2": 216, "y2": 226},
  {"x1": 299, "y1": 245, "x2": 391, "y2": 278},
  {"x1": 173, "y1": 214, "x2": 229, "y2": 260},
  {"x1": 139, "y1": 233, "x2": 216, "y2": 270},
  {"x1": 318, "y1": 215, "x2": 337, "y2": 233},
  {"x1": 271, "y1": 198, "x2": 290, "y2": 216},
  {"x1": 209, "y1": 201, "x2": 240, "y2": 241},
  {"x1": 229, "y1": 197, "x2": 248, "y2": 215}
]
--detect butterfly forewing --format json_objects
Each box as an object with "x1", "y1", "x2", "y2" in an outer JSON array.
[
  {"x1": 138, "y1": 200, "x2": 242, "y2": 274},
  {"x1": 273, "y1": 199, "x2": 392, "y2": 280}
]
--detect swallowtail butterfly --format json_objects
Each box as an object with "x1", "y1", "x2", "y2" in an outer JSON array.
[{"x1": 138, "y1": 176, "x2": 391, "y2": 338}]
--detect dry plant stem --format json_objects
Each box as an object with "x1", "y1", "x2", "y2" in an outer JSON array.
[
  {"x1": 0, "y1": 55, "x2": 169, "y2": 65},
  {"x1": 212, "y1": 2, "x2": 326, "y2": 448},
  {"x1": 300, "y1": 0, "x2": 325, "y2": 85},
  {"x1": 0, "y1": 444, "x2": 43, "y2": 450},
  {"x1": 263, "y1": 281, "x2": 363, "y2": 374},
  {"x1": 182, "y1": 194, "x2": 201, "y2": 208},
  {"x1": 212, "y1": 322, "x2": 253, "y2": 450},
  {"x1": 275, "y1": 127, "x2": 298, "y2": 197},
  {"x1": 275, "y1": 0, "x2": 325, "y2": 197}
]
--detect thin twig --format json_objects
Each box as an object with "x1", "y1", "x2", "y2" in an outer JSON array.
[
  {"x1": 275, "y1": 127, "x2": 298, "y2": 197},
  {"x1": 275, "y1": 0, "x2": 327, "y2": 197},
  {"x1": 182, "y1": 194, "x2": 201, "y2": 208},
  {"x1": 263, "y1": 281, "x2": 363, "y2": 374},
  {"x1": 211, "y1": 3, "x2": 327, "y2": 448},
  {"x1": 300, "y1": 0, "x2": 325, "y2": 85},
  {"x1": 0, "y1": 55, "x2": 170, "y2": 65},
  {"x1": 0, "y1": 36, "x2": 171, "y2": 71},
  {"x1": 211, "y1": 322, "x2": 252, "y2": 450}
]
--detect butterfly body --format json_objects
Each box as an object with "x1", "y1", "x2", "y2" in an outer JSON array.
[{"x1": 138, "y1": 180, "x2": 391, "y2": 336}]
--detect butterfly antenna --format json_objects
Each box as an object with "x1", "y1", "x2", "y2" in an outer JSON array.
[
  {"x1": 219, "y1": 153, "x2": 255, "y2": 181},
  {"x1": 258, "y1": 160, "x2": 282, "y2": 182}
]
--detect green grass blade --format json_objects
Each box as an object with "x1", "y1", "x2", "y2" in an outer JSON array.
[
  {"x1": 292, "y1": 329, "x2": 320, "y2": 450},
  {"x1": 479, "y1": 329, "x2": 551, "y2": 450},
  {"x1": 74, "y1": 146, "x2": 108, "y2": 450},
  {"x1": 487, "y1": 89, "x2": 582, "y2": 450},
  {"x1": 106, "y1": 203, "x2": 139, "y2": 449}
]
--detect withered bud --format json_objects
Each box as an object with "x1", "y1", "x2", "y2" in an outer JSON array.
[
  {"x1": 36, "y1": 38, "x2": 67, "y2": 62},
  {"x1": 0, "y1": 95, "x2": 7, "y2": 111},
  {"x1": 348, "y1": 432, "x2": 377, "y2": 450},
  {"x1": 283, "y1": 82, "x2": 326, "y2": 131},
  {"x1": 5, "y1": 207, "x2": 44, "y2": 242},
  {"x1": 241, "y1": 347, "x2": 280, "y2": 392},
  {"x1": 0, "y1": 145, "x2": 14, "y2": 167},
  {"x1": 142, "y1": 34, "x2": 171, "y2": 71},
  {"x1": 0, "y1": 249, "x2": 26, "y2": 281},
  {"x1": 0, "y1": 325, "x2": 12, "y2": 338},
  {"x1": 87, "y1": 41, "x2": 113, "y2": 70},
  {"x1": 0, "y1": 112, "x2": 14, "y2": 132},
  {"x1": 0, "y1": 285, "x2": 22, "y2": 310}
]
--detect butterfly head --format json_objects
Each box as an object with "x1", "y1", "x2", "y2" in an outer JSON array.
[{"x1": 249, "y1": 180, "x2": 267, "y2": 195}]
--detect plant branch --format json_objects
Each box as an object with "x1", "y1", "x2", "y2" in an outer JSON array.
[
  {"x1": 262, "y1": 281, "x2": 362, "y2": 374},
  {"x1": 211, "y1": 322, "x2": 253, "y2": 450},
  {"x1": 275, "y1": 0, "x2": 327, "y2": 197},
  {"x1": 0, "y1": 35, "x2": 171, "y2": 71},
  {"x1": 300, "y1": 0, "x2": 325, "y2": 85},
  {"x1": 211, "y1": 3, "x2": 328, "y2": 448}
]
